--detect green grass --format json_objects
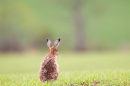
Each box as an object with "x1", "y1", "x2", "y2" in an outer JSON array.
[
  {"x1": 0, "y1": 51, "x2": 130, "y2": 74},
  {"x1": 0, "y1": 51, "x2": 130, "y2": 85},
  {"x1": 0, "y1": 71, "x2": 130, "y2": 86}
]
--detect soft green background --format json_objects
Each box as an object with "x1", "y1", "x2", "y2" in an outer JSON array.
[
  {"x1": 0, "y1": 0, "x2": 130, "y2": 50},
  {"x1": 0, "y1": 52, "x2": 129, "y2": 74}
]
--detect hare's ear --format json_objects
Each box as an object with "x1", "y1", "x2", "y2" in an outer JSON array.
[
  {"x1": 47, "y1": 38, "x2": 52, "y2": 48},
  {"x1": 54, "y1": 38, "x2": 60, "y2": 48}
]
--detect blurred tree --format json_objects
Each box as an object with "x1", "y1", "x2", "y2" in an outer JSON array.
[
  {"x1": 58, "y1": 0, "x2": 86, "y2": 51},
  {"x1": 0, "y1": 1, "x2": 22, "y2": 52},
  {"x1": 73, "y1": 0, "x2": 86, "y2": 51}
]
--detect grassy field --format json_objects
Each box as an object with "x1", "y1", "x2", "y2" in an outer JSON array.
[
  {"x1": 0, "y1": 71, "x2": 130, "y2": 86},
  {"x1": 0, "y1": 51, "x2": 130, "y2": 85}
]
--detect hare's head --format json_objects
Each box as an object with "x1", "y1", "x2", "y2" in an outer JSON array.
[{"x1": 47, "y1": 38, "x2": 60, "y2": 55}]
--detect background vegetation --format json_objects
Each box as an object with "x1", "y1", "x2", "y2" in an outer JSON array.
[{"x1": 0, "y1": 0, "x2": 130, "y2": 52}]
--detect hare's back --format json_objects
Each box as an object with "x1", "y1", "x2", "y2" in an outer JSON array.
[{"x1": 43, "y1": 59, "x2": 57, "y2": 73}]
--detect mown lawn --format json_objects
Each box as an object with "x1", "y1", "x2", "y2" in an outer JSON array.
[{"x1": 0, "y1": 51, "x2": 130, "y2": 85}]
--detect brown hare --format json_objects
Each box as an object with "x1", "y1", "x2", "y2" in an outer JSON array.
[{"x1": 39, "y1": 38, "x2": 60, "y2": 82}]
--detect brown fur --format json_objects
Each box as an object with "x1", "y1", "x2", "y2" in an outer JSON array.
[{"x1": 39, "y1": 39, "x2": 60, "y2": 82}]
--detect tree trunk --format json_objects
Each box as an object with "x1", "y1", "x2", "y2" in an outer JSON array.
[{"x1": 73, "y1": 0, "x2": 86, "y2": 51}]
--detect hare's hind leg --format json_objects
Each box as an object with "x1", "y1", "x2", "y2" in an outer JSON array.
[{"x1": 39, "y1": 75, "x2": 47, "y2": 82}]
